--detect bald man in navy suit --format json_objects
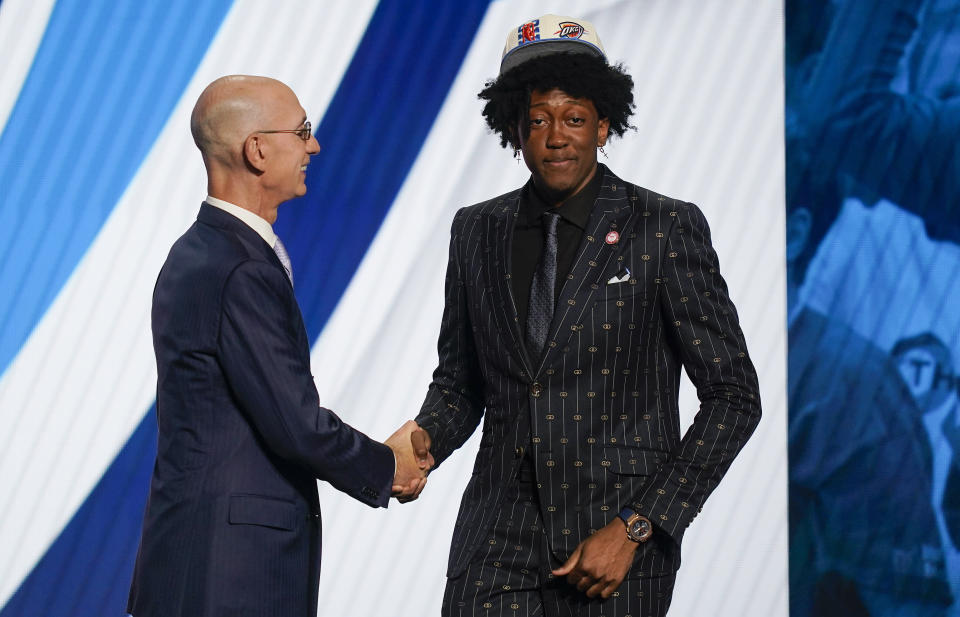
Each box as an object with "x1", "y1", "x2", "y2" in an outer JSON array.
[{"x1": 127, "y1": 75, "x2": 430, "y2": 617}]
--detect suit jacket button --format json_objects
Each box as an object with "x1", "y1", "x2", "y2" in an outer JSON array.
[
  {"x1": 530, "y1": 383, "x2": 542, "y2": 397},
  {"x1": 515, "y1": 446, "x2": 524, "y2": 458}
]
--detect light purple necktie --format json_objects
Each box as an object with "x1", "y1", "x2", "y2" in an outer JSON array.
[{"x1": 273, "y1": 237, "x2": 293, "y2": 287}]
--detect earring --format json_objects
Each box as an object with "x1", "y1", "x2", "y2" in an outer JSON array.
[
  {"x1": 514, "y1": 147, "x2": 522, "y2": 162},
  {"x1": 598, "y1": 145, "x2": 608, "y2": 158}
]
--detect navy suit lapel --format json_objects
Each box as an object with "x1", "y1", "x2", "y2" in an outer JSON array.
[
  {"x1": 484, "y1": 193, "x2": 535, "y2": 379},
  {"x1": 535, "y1": 168, "x2": 635, "y2": 376}
]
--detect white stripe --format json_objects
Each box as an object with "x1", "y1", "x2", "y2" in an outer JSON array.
[
  {"x1": 0, "y1": 0, "x2": 378, "y2": 605},
  {"x1": 0, "y1": 0, "x2": 58, "y2": 133}
]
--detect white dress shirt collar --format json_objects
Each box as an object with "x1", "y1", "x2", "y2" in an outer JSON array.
[{"x1": 205, "y1": 195, "x2": 277, "y2": 248}]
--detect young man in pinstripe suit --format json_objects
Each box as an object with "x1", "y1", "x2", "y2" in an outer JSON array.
[{"x1": 411, "y1": 15, "x2": 761, "y2": 617}]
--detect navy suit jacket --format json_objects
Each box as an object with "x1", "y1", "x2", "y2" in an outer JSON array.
[
  {"x1": 128, "y1": 203, "x2": 394, "y2": 617},
  {"x1": 416, "y1": 166, "x2": 761, "y2": 579}
]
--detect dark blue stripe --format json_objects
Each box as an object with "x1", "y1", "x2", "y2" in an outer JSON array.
[
  {"x1": 0, "y1": 1, "x2": 491, "y2": 614},
  {"x1": 0, "y1": 408, "x2": 156, "y2": 617},
  {"x1": 276, "y1": 0, "x2": 491, "y2": 340},
  {"x1": 0, "y1": 0, "x2": 232, "y2": 380}
]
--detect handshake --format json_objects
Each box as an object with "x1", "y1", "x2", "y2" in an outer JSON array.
[{"x1": 384, "y1": 420, "x2": 434, "y2": 503}]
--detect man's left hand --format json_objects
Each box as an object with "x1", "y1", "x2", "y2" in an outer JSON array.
[{"x1": 551, "y1": 518, "x2": 640, "y2": 599}]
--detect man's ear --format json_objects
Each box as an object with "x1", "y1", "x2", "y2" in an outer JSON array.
[
  {"x1": 597, "y1": 117, "x2": 610, "y2": 148},
  {"x1": 786, "y1": 207, "x2": 812, "y2": 263},
  {"x1": 243, "y1": 134, "x2": 268, "y2": 173}
]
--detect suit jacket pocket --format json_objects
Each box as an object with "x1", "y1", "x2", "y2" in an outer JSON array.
[
  {"x1": 601, "y1": 446, "x2": 666, "y2": 476},
  {"x1": 228, "y1": 494, "x2": 298, "y2": 531},
  {"x1": 595, "y1": 281, "x2": 651, "y2": 309}
]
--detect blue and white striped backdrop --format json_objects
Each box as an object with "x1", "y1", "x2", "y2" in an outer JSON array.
[{"x1": 0, "y1": 2, "x2": 787, "y2": 616}]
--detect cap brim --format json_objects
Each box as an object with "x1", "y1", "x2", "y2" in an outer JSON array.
[{"x1": 499, "y1": 39, "x2": 606, "y2": 75}]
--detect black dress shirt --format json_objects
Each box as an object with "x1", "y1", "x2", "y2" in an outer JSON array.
[{"x1": 510, "y1": 167, "x2": 603, "y2": 337}]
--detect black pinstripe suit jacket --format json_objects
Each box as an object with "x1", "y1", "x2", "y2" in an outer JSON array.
[{"x1": 416, "y1": 166, "x2": 761, "y2": 579}]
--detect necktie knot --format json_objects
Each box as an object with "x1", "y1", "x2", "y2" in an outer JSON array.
[
  {"x1": 273, "y1": 237, "x2": 294, "y2": 287},
  {"x1": 542, "y1": 212, "x2": 561, "y2": 235}
]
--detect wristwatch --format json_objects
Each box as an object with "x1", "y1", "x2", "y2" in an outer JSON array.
[{"x1": 618, "y1": 507, "x2": 653, "y2": 543}]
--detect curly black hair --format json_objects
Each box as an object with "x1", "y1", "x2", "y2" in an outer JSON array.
[{"x1": 478, "y1": 52, "x2": 635, "y2": 149}]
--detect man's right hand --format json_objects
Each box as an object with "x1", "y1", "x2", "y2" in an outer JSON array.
[{"x1": 385, "y1": 420, "x2": 433, "y2": 503}]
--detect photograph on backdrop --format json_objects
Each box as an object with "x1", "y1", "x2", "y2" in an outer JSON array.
[{"x1": 786, "y1": 0, "x2": 960, "y2": 615}]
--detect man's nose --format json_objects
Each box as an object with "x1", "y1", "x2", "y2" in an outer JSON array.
[
  {"x1": 546, "y1": 123, "x2": 567, "y2": 148},
  {"x1": 307, "y1": 135, "x2": 321, "y2": 154}
]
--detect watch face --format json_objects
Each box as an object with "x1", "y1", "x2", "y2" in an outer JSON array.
[{"x1": 628, "y1": 517, "x2": 652, "y2": 542}]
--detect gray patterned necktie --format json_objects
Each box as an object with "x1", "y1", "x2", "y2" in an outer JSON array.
[
  {"x1": 273, "y1": 237, "x2": 293, "y2": 287},
  {"x1": 526, "y1": 212, "x2": 561, "y2": 359}
]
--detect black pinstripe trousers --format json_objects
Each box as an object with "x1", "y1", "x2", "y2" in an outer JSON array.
[{"x1": 442, "y1": 459, "x2": 676, "y2": 617}]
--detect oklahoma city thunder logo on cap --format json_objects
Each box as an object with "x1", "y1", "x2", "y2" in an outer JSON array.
[{"x1": 555, "y1": 22, "x2": 585, "y2": 39}]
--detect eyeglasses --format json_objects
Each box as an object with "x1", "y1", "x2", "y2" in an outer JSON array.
[{"x1": 255, "y1": 120, "x2": 312, "y2": 141}]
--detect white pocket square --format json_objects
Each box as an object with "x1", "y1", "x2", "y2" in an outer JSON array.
[{"x1": 607, "y1": 268, "x2": 631, "y2": 285}]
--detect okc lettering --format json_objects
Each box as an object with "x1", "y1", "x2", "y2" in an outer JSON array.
[{"x1": 555, "y1": 22, "x2": 584, "y2": 38}]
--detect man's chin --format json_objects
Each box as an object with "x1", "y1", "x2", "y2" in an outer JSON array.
[
  {"x1": 538, "y1": 168, "x2": 585, "y2": 188},
  {"x1": 536, "y1": 179, "x2": 579, "y2": 202}
]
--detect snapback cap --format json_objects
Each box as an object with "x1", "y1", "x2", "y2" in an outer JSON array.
[{"x1": 500, "y1": 14, "x2": 606, "y2": 74}]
